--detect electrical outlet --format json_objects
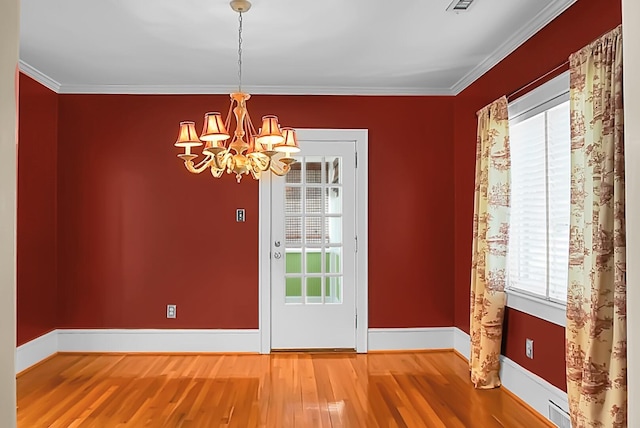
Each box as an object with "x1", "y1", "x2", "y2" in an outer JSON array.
[
  {"x1": 167, "y1": 304, "x2": 177, "y2": 319},
  {"x1": 525, "y1": 338, "x2": 534, "y2": 359}
]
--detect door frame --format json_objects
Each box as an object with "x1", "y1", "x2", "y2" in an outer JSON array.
[{"x1": 258, "y1": 129, "x2": 368, "y2": 353}]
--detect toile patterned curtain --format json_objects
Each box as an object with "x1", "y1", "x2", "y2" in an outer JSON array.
[
  {"x1": 470, "y1": 96, "x2": 510, "y2": 389},
  {"x1": 566, "y1": 25, "x2": 627, "y2": 427}
]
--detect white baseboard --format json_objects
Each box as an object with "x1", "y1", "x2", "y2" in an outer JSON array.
[
  {"x1": 453, "y1": 328, "x2": 569, "y2": 420},
  {"x1": 453, "y1": 327, "x2": 471, "y2": 359},
  {"x1": 57, "y1": 329, "x2": 261, "y2": 353},
  {"x1": 368, "y1": 327, "x2": 454, "y2": 351},
  {"x1": 16, "y1": 330, "x2": 58, "y2": 374},
  {"x1": 16, "y1": 328, "x2": 260, "y2": 374}
]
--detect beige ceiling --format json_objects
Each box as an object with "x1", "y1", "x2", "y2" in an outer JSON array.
[{"x1": 19, "y1": 0, "x2": 577, "y2": 95}]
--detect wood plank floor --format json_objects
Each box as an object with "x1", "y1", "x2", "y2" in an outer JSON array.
[{"x1": 17, "y1": 351, "x2": 551, "y2": 427}]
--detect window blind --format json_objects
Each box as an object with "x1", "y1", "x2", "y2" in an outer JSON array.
[
  {"x1": 508, "y1": 98, "x2": 570, "y2": 303},
  {"x1": 545, "y1": 102, "x2": 571, "y2": 301}
]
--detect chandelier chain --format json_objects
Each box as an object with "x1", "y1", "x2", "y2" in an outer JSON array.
[{"x1": 238, "y1": 12, "x2": 243, "y2": 92}]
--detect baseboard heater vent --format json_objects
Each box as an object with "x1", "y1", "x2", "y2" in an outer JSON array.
[{"x1": 549, "y1": 401, "x2": 571, "y2": 428}]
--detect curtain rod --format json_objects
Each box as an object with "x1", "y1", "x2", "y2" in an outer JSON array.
[{"x1": 507, "y1": 60, "x2": 569, "y2": 101}]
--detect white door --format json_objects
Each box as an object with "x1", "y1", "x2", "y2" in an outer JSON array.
[{"x1": 270, "y1": 140, "x2": 357, "y2": 349}]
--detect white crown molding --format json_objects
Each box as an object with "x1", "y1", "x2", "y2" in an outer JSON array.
[
  {"x1": 57, "y1": 83, "x2": 455, "y2": 96},
  {"x1": 18, "y1": 60, "x2": 61, "y2": 93},
  {"x1": 17, "y1": 61, "x2": 454, "y2": 96},
  {"x1": 449, "y1": 0, "x2": 578, "y2": 95}
]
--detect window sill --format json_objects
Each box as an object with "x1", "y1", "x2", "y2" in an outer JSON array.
[{"x1": 505, "y1": 289, "x2": 566, "y2": 327}]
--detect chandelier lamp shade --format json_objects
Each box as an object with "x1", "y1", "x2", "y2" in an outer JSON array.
[{"x1": 174, "y1": 0, "x2": 300, "y2": 183}]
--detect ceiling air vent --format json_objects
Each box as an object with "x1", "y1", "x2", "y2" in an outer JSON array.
[{"x1": 446, "y1": 0, "x2": 476, "y2": 12}]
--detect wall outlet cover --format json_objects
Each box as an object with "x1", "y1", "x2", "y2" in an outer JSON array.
[
  {"x1": 525, "y1": 338, "x2": 534, "y2": 359},
  {"x1": 167, "y1": 304, "x2": 177, "y2": 319}
]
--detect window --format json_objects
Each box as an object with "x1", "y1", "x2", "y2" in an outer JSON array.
[{"x1": 507, "y1": 72, "x2": 570, "y2": 324}]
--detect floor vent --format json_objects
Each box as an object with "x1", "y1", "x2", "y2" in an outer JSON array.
[
  {"x1": 446, "y1": 0, "x2": 475, "y2": 12},
  {"x1": 549, "y1": 401, "x2": 571, "y2": 428}
]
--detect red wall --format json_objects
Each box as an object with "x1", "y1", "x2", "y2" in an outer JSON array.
[
  {"x1": 453, "y1": 0, "x2": 622, "y2": 389},
  {"x1": 57, "y1": 94, "x2": 455, "y2": 329},
  {"x1": 17, "y1": 74, "x2": 58, "y2": 345}
]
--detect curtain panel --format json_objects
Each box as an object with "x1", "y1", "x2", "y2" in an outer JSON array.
[
  {"x1": 470, "y1": 96, "x2": 510, "y2": 389},
  {"x1": 566, "y1": 25, "x2": 627, "y2": 427}
]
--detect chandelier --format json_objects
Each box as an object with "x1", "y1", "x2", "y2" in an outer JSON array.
[{"x1": 174, "y1": 0, "x2": 299, "y2": 183}]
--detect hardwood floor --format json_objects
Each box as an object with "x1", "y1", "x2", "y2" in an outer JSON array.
[{"x1": 17, "y1": 351, "x2": 551, "y2": 427}]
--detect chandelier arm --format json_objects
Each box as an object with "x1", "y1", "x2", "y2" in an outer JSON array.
[
  {"x1": 194, "y1": 155, "x2": 214, "y2": 169},
  {"x1": 269, "y1": 160, "x2": 291, "y2": 176},
  {"x1": 184, "y1": 156, "x2": 215, "y2": 174},
  {"x1": 217, "y1": 151, "x2": 234, "y2": 173},
  {"x1": 249, "y1": 165, "x2": 262, "y2": 180},
  {"x1": 210, "y1": 164, "x2": 224, "y2": 178},
  {"x1": 211, "y1": 150, "x2": 229, "y2": 173},
  {"x1": 211, "y1": 151, "x2": 227, "y2": 171},
  {"x1": 224, "y1": 99, "x2": 234, "y2": 140},
  {"x1": 245, "y1": 112, "x2": 254, "y2": 146},
  {"x1": 245, "y1": 108, "x2": 258, "y2": 138},
  {"x1": 249, "y1": 152, "x2": 271, "y2": 170}
]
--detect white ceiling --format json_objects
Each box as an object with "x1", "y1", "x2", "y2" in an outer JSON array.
[{"x1": 19, "y1": 0, "x2": 576, "y2": 95}]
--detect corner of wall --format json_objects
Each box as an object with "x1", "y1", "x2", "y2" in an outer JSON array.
[{"x1": 53, "y1": 87, "x2": 60, "y2": 332}]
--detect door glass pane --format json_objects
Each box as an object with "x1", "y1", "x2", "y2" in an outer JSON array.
[
  {"x1": 286, "y1": 163, "x2": 301, "y2": 183},
  {"x1": 306, "y1": 250, "x2": 322, "y2": 274},
  {"x1": 325, "y1": 276, "x2": 342, "y2": 304},
  {"x1": 305, "y1": 157, "x2": 323, "y2": 184},
  {"x1": 285, "y1": 217, "x2": 301, "y2": 244},
  {"x1": 327, "y1": 217, "x2": 342, "y2": 245},
  {"x1": 285, "y1": 277, "x2": 302, "y2": 304},
  {"x1": 305, "y1": 216, "x2": 324, "y2": 244},
  {"x1": 326, "y1": 188, "x2": 342, "y2": 214},
  {"x1": 326, "y1": 247, "x2": 342, "y2": 274},
  {"x1": 286, "y1": 187, "x2": 301, "y2": 214},
  {"x1": 327, "y1": 156, "x2": 341, "y2": 184},
  {"x1": 305, "y1": 187, "x2": 323, "y2": 214},
  {"x1": 306, "y1": 277, "x2": 323, "y2": 304},
  {"x1": 286, "y1": 250, "x2": 302, "y2": 274}
]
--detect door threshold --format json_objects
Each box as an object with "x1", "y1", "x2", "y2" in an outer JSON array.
[{"x1": 271, "y1": 348, "x2": 356, "y2": 354}]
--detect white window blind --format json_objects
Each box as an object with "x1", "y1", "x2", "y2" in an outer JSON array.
[{"x1": 508, "y1": 73, "x2": 570, "y2": 304}]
